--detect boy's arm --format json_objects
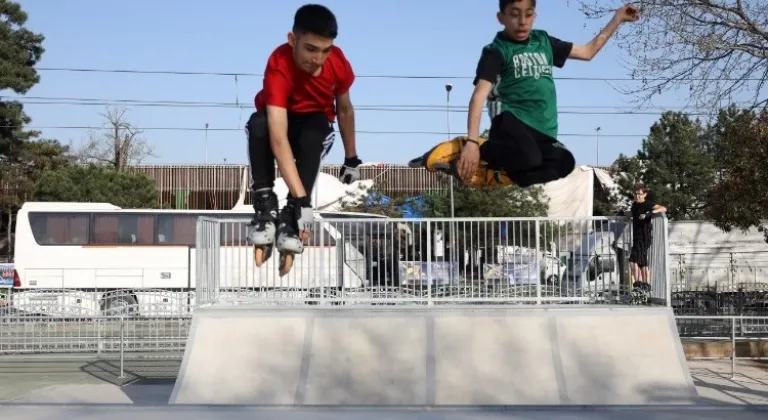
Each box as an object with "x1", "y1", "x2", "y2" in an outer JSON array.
[
  {"x1": 467, "y1": 48, "x2": 502, "y2": 141},
  {"x1": 459, "y1": 47, "x2": 500, "y2": 181},
  {"x1": 334, "y1": 52, "x2": 362, "y2": 184},
  {"x1": 568, "y1": 4, "x2": 640, "y2": 61},
  {"x1": 335, "y1": 54, "x2": 357, "y2": 159},
  {"x1": 263, "y1": 60, "x2": 307, "y2": 199},
  {"x1": 336, "y1": 92, "x2": 356, "y2": 158}
]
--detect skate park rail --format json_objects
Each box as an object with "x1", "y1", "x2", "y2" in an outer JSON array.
[{"x1": 192, "y1": 214, "x2": 671, "y2": 307}]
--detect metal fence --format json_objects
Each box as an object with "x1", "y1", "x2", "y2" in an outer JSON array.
[
  {"x1": 670, "y1": 261, "x2": 768, "y2": 316},
  {"x1": 195, "y1": 214, "x2": 670, "y2": 307},
  {"x1": 1, "y1": 314, "x2": 765, "y2": 379}
]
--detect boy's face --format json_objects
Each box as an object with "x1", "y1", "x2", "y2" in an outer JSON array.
[
  {"x1": 497, "y1": 0, "x2": 537, "y2": 41},
  {"x1": 288, "y1": 32, "x2": 334, "y2": 75},
  {"x1": 634, "y1": 190, "x2": 647, "y2": 202}
]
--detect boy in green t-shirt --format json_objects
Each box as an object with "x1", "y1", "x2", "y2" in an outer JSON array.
[{"x1": 412, "y1": 0, "x2": 639, "y2": 188}]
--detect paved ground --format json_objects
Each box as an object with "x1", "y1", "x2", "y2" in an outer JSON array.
[
  {"x1": 0, "y1": 355, "x2": 765, "y2": 405},
  {"x1": 2, "y1": 405, "x2": 768, "y2": 420}
]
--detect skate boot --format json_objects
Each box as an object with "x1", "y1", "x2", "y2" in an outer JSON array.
[
  {"x1": 630, "y1": 281, "x2": 650, "y2": 305},
  {"x1": 247, "y1": 188, "x2": 278, "y2": 267},
  {"x1": 407, "y1": 135, "x2": 513, "y2": 188},
  {"x1": 275, "y1": 199, "x2": 306, "y2": 277}
]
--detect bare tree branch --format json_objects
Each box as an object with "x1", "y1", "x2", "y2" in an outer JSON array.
[
  {"x1": 577, "y1": 0, "x2": 768, "y2": 111},
  {"x1": 73, "y1": 106, "x2": 155, "y2": 170}
]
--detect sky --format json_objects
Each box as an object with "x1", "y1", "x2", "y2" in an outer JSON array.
[{"x1": 12, "y1": 0, "x2": 693, "y2": 167}]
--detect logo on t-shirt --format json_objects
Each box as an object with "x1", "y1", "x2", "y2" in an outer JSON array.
[{"x1": 511, "y1": 52, "x2": 552, "y2": 80}]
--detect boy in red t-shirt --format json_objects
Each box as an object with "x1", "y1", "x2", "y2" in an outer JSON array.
[{"x1": 246, "y1": 4, "x2": 361, "y2": 269}]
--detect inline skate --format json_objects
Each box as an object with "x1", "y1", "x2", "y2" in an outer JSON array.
[
  {"x1": 275, "y1": 199, "x2": 307, "y2": 276},
  {"x1": 247, "y1": 188, "x2": 278, "y2": 266}
]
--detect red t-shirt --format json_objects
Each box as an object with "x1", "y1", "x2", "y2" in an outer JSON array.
[{"x1": 254, "y1": 43, "x2": 355, "y2": 122}]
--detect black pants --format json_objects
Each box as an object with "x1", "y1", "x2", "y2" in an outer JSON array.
[
  {"x1": 629, "y1": 239, "x2": 651, "y2": 268},
  {"x1": 246, "y1": 110, "x2": 335, "y2": 200},
  {"x1": 480, "y1": 111, "x2": 575, "y2": 187}
]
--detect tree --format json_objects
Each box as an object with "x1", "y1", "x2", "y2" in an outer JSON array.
[
  {"x1": 0, "y1": 0, "x2": 46, "y2": 259},
  {"x1": 705, "y1": 107, "x2": 768, "y2": 240},
  {"x1": 0, "y1": 0, "x2": 45, "y2": 162},
  {"x1": 339, "y1": 185, "x2": 409, "y2": 217},
  {"x1": 74, "y1": 106, "x2": 154, "y2": 170},
  {"x1": 610, "y1": 111, "x2": 716, "y2": 220},
  {"x1": 419, "y1": 185, "x2": 549, "y2": 219},
  {"x1": 34, "y1": 164, "x2": 158, "y2": 208},
  {"x1": 578, "y1": 0, "x2": 768, "y2": 110}
]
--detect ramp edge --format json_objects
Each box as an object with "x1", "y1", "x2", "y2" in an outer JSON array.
[{"x1": 168, "y1": 310, "x2": 204, "y2": 404}]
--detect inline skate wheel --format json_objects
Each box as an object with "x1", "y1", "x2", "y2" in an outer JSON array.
[{"x1": 279, "y1": 253, "x2": 294, "y2": 277}]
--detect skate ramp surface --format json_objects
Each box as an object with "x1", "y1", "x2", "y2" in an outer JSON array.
[{"x1": 169, "y1": 305, "x2": 698, "y2": 406}]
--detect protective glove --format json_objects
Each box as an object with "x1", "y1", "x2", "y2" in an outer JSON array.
[
  {"x1": 339, "y1": 156, "x2": 362, "y2": 184},
  {"x1": 293, "y1": 196, "x2": 314, "y2": 239}
]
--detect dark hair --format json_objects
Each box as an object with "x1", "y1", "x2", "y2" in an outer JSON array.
[
  {"x1": 293, "y1": 4, "x2": 338, "y2": 39},
  {"x1": 633, "y1": 183, "x2": 647, "y2": 193},
  {"x1": 499, "y1": 0, "x2": 536, "y2": 12}
]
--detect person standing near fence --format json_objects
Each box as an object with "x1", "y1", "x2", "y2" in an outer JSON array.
[{"x1": 629, "y1": 183, "x2": 667, "y2": 290}]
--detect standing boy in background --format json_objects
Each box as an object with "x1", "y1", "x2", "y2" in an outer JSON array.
[{"x1": 629, "y1": 184, "x2": 667, "y2": 291}]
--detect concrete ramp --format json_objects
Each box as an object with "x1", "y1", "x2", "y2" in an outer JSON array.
[{"x1": 169, "y1": 306, "x2": 698, "y2": 406}]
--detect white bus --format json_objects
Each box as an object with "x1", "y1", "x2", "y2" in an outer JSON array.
[{"x1": 9, "y1": 201, "x2": 401, "y2": 317}]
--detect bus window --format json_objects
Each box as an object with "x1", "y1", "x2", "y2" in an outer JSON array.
[
  {"x1": 157, "y1": 214, "x2": 196, "y2": 246},
  {"x1": 28, "y1": 212, "x2": 90, "y2": 245},
  {"x1": 92, "y1": 214, "x2": 155, "y2": 245}
]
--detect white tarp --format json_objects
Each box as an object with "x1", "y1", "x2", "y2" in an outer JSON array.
[
  {"x1": 540, "y1": 165, "x2": 617, "y2": 218},
  {"x1": 231, "y1": 171, "x2": 373, "y2": 212}
]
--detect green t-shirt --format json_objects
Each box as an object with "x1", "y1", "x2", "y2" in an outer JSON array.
[{"x1": 475, "y1": 29, "x2": 573, "y2": 139}]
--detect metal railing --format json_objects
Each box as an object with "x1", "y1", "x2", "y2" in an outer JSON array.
[
  {"x1": 1, "y1": 314, "x2": 765, "y2": 379},
  {"x1": 677, "y1": 315, "x2": 768, "y2": 378},
  {"x1": 195, "y1": 215, "x2": 670, "y2": 307}
]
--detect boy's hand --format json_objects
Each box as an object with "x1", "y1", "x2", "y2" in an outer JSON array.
[
  {"x1": 615, "y1": 4, "x2": 640, "y2": 23},
  {"x1": 339, "y1": 156, "x2": 362, "y2": 184},
  {"x1": 456, "y1": 140, "x2": 480, "y2": 183}
]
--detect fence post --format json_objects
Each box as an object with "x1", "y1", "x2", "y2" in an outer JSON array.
[
  {"x1": 426, "y1": 220, "x2": 432, "y2": 306},
  {"x1": 119, "y1": 316, "x2": 125, "y2": 379},
  {"x1": 663, "y1": 214, "x2": 671, "y2": 307},
  {"x1": 535, "y1": 219, "x2": 541, "y2": 305},
  {"x1": 731, "y1": 317, "x2": 736, "y2": 379}
]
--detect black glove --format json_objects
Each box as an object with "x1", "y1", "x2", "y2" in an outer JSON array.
[
  {"x1": 639, "y1": 211, "x2": 653, "y2": 220},
  {"x1": 289, "y1": 195, "x2": 313, "y2": 234},
  {"x1": 339, "y1": 156, "x2": 362, "y2": 184}
]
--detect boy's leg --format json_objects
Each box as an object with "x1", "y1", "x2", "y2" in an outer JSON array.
[
  {"x1": 245, "y1": 110, "x2": 279, "y2": 250},
  {"x1": 629, "y1": 244, "x2": 642, "y2": 286},
  {"x1": 641, "y1": 242, "x2": 652, "y2": 287},
  {"x1": 480, "y1": 112, "x2": 576, "y2": 188},
  {"x1": 275, "y1": 112, "x2": 333, "y2": 254},
  {"x1": 287, "y1": 112, "x2": 332, "y2": 200},
  {"x1": 631, "y1": 242, "x2": 651, "y2": 290},
  {"x1": 246, "y1": 110, "x2": 277, "y2": 193},
  {"x1": 481, "y1": 111, "x2": 544, "y2": 179},
  {"x1": 513, "y1": 138, "x2": 576, "y2": 187}
]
